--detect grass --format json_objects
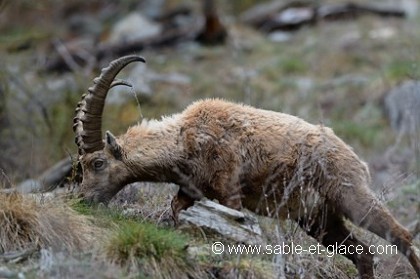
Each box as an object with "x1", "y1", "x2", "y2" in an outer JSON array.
[
  {"x1": 0, "y1": 193, "x2": 198, "y2": 278},
  {"x1": 332, "y1": 119, "x2": 382, "y2": 148},
  {"x1": 104, "y1": 220, "x2": 188, "y2": 264},
  {"x1": 70, "y1": 197, "x2": 200, "y2": 278},
  {"x1": 384, "y1": 60, "x2": 420, "y2": 80},
  {"x1": 0, "y1": 192, "x2": 95, "y2": 253}
]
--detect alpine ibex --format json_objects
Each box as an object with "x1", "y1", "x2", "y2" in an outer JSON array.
[{"x1": 73, "y1": 55, "x2": 420, "y2": 279}]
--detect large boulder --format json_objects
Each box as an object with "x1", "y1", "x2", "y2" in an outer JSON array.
[{"x1": 384, "y1": 80, "x2": 420, "y2": 138}]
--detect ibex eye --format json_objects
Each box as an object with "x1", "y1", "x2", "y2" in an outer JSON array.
[{"x1": 93, "y1": 159, "x2": 105, "y2": 170}]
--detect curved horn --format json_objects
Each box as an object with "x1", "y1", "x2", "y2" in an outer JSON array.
[{"x1": 73, "y1": 55, "x2": 145, "y2": 155}]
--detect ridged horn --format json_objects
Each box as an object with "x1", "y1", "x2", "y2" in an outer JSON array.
[{"x1": 73, "y1": 55, "x2": 145, "y2": 155}]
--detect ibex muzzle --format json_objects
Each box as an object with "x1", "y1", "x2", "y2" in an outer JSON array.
[{"x1": 74, "y1": 55, "x2": 420, "y2": 279}]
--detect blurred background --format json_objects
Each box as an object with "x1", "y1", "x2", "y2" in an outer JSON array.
[{"x1": 0, "y1": 0, "x2": 419, "y2": 220}]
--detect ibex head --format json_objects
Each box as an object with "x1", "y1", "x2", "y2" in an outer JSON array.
[{"x1": 73, "y1": 55, "x2": 145, "y2": 203}]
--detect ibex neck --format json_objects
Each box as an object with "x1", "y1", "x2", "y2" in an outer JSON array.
[{"x1": 121, "y1": 115, "x2": 183, "y2": 183}]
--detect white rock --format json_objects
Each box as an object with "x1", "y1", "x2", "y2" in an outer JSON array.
[
  {"x1": 385, "y1": 80, "x2": 420, "y2": 137},
  {"x1": 108, "y1": 12, "x2": 162, "y2": 44},
  {"x1": 0, "y1": 267, "x2": 16, "y2": 278},
  {"x1": 179, "y1": 199, "x2": 264, "y2": 245},
  {"x1": 268, "y1": 31, "x2": 292, "y2": 42},
  {"x1": 401, "y1": 0, "x2": 419, "y2": 18}
]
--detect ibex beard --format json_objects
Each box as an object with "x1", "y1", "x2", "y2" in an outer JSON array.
[{"x1": 73, "y1": 55, "x2": 420, "y2": 279}]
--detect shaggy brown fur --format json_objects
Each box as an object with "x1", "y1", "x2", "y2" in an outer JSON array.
[{"x1": 78, "y1": 99, "x2": 420, "y2": 278}]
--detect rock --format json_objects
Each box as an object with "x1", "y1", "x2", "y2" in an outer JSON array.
[
  {"x1": 0, "y1": 267, "x2": 16, "y2": 278},
  {"x1": 407, "y1": 219, "x2": 420, "y2": 237},
  {"x1": 8, "y1": 71, "x2": 77, "y2": 108},
  {"x1": 268, "y1": 31, "x2": 292, "y2": 42},
  {"x1": 384, "y1": 80, "x2": 420, "y2": 138},
  {"x1": 272, "y1": 7, "x2": 314, "y2": 26},
  {"x1": 369, "y1": 148, "x2": 414, "y2": 190},
  {"x1": 179, "y1": 199, "x2": 264, "y2": 245},
  {"x1": 323, "y1": 74, "x2": 370, "y2": 88},
  {"x1": 108, "y1": 13, "x2": 162, "y2": 44},
  {"x1": 137, "y1": 0, "x2": 166, "y2": 19},
  {"x1": 240, "y1": 1, "x2": 287, "y2": 27},
  {"x1": 294, "y1": 77, "x2": 314, "y2": 95},
  {"x1": 369, "y1": 27, "x2": 396, "y2": 40},
  {"x1": 67, "y1": 14, "x2": 102, "y2": 37},
  {"x1": 401, "y1": 0, "x2": 419, "y2": 18}
]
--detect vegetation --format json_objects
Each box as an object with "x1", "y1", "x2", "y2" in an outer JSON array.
[{"x1": 0, "y1": 193, "x2": 95, "y2": 253}]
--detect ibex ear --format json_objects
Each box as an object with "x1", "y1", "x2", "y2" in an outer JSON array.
[{"x1": 105, "y1": 131, "x2": 123, "y2": 160}]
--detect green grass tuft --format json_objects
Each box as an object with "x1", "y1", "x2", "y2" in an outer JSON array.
[
  {"x1": 69, "y1": 199, "x2": 94, "y2": 215},
  {"x1": 105, "y1": 220, "x2": 188, "y2": 265},
  {"x1": 384, "y1": 60, "x2": 420, "y2": 80}
]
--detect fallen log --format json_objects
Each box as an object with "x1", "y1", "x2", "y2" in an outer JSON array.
[
  {"x1": 241, "y1": 1, "x2": 405, "y2": 32},
  {"x1": 2, "y1": 156, "x2": 75, "y2": 194},
  {"x1": 319, "y1": 3, "x2": 405, "y2": 21}
]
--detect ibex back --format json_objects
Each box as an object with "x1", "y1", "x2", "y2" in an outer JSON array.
[{"x1": 73, "y1": 55, "x2": 420, "y2": 279}]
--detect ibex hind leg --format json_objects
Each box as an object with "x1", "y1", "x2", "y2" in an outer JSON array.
[
  {"x1": 171, "y1": 189, "x2": 195, "y2": 225},
  {"x1": 298, "y1": 210, "x2": 375, "y2": 279},
  {"x1": 338, "y1": 184, "x2": 420, "y2": 278}
]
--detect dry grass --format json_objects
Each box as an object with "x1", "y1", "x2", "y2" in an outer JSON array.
[{"x1": 0, "y1": 192, "x2": 98, "y2": 253}]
